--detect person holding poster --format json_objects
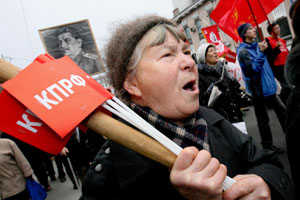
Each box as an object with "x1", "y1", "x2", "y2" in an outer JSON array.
[{"x1": 80, "y1": 15, "x2": 294, "y2": 200}]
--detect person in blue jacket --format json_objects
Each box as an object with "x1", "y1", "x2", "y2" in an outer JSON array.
[{"x1": 237, "y1": 23, "x2": 286, "y2": 152}]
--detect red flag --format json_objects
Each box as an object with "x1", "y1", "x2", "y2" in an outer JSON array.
[
  {"x1": 202, "y1": 25, "x2": 230, "y2": 56},
  {"x1": 2, "y1": 54, "x2": 113, "y2": 138},
  {"x1": 0, "y1": 90, "x2": 72, "y2": 155},
  {"x1": 210, "y1": 0, "x2": 284, "y2": 42},
  {"x1": 225, "y1": 49, "x2": 237, "y2": 63}
]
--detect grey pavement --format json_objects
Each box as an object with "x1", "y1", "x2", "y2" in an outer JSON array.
[
  {"x1": 243, "y1": 106, "x2": 291, "y2": 178},
  {"x1": 46, "y1": 161, "x2": 81, "y2": 200},
  {"x1": 45, "y1": 105, "x2": 291, "y2": 199}
]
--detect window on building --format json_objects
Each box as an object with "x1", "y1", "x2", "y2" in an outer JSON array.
[
  {"x1": 181, "y1": 20, "x2": 193, "y2": 45},
  {"x1": 272, "y1": 3, "x2": 292, "y2": 40},
  {"x1": 184, "y1": 26, "x2": 193, "y2": 45},
  {"x1": 205, "y1": 4, "x2": 216, "y2": 26},
  {"x1": 273, "y1": 3, "x2": 285, "y2": 19},
  {"x1": 195, "y1": 20, "x2": 205, "y2": 40},
  {"x1": 192, "y1": 13, "x2": 205, "y2": 40},
  {"x1": 276, "y1": 17, "x2": 292, "y2": 40}
]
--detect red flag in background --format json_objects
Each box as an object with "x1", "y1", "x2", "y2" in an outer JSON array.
[
  {"x1": 202, "y1": 25, "x2": 230, "y2": 57},
  {"x1": 210, "y1": 0, "x2": 284, "y2": 42}
]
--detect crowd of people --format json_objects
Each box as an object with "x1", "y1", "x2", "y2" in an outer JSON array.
[
  {"x1": 1, "y1": 1, "x2": 300, "y2": 200},
  {"x1": 0, "y1": 128, "x2": 105, "y2": 200}
]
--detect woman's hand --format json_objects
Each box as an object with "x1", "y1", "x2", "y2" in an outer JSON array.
[
  {"x1": 276, "y1": 40, "x2": 282, "y2": 47},
  {"x1": 60, "y1": 147, "x2": 69, "y2": 156},
  {"x1": 223, "y1": 174, "x2": 271, "y2": 200},
  {"x1": 170, "y1": 147, "x2": 227, "y2": 200},
  {"x1": 258, "y1": 41, "x2": 268, "y2": 52}
]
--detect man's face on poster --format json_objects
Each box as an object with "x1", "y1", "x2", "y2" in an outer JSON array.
[{"x1": 58, "y1": 32, "x2": 82, "y2": 59}]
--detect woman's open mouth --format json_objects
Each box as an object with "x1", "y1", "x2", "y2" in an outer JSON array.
[{"x1": 183, "y1": 80, "x2": 198, "y2": 93}]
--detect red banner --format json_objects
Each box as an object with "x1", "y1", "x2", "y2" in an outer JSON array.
[
  {"x1": 210, "y1": 0, "x2": 284, "y2": 42},
  {"x1": 0, "y1": 90, "x2": 72, "y2": 155},
  {"x1": 202, "y1": 25, "x2": 229, "y2": 56},
  {"x1": 2, "y1": 54, "x2": 113, "y2": 138},
  {"x1": 225, "y1": 49, "x2": 237, "y2": 63}
]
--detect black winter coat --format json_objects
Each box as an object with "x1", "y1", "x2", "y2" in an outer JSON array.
[
  {"x1": 198, "y1": 62, "x2": 244, "y2": 123},
  {"x1": 80, "y1": 107, "x2": 295, "y2": 200},
  {"x1": 285, "y1": 40, "x2": 300, "y2": 198}
]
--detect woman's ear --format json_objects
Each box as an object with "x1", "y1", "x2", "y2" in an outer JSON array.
[{"x1": 123, "y1": 76, "x2": 142, "y2": 97}]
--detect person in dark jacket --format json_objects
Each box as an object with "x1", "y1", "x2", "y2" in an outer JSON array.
[
  {"x1": 80, "y1": 15, "x2": 295, "y2": 200},
  {"x1": 54, "y1": 147, "x2": 78, "y2": 190},
  {"x1": 57, "y1": 127, "x2": 105, "y2": 184},
  {"x1": 285, "y1": 0, "x2": 300, "y2": 198},
  {"x1": 237, "y1": 23, "x2": 286, "y2": 152},
  {"x1": 265, "y1": 23, "x2": 292, "y2": 105},
  {"x1": 196, "y1": 43, "x2": 244, "y2": 124}
]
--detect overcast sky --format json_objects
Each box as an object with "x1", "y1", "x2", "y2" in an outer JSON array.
[{"x1": 0, "y1": 0, "x2": 174, "y2": 69}]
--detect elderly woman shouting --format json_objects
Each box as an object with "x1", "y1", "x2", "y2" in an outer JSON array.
[{"x1": 80, "y1": 15, "x2": 295, "y2": 200}]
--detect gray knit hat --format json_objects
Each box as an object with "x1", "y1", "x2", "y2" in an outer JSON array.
[{"x1": 105, "y1": 15, "x2": 176, "y2": 101}]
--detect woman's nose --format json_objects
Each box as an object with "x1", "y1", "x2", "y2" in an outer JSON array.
[{"x1": 180, "y1": 54, "x2": 195, "y2": 71}]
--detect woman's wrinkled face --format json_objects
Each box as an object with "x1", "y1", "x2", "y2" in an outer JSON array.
[
  {"x1": 206, "y1": 46, "x2": 219, "y2": 66},
  {"x1": 124, "y1": 32, "x2": 199, "y2": 122}
]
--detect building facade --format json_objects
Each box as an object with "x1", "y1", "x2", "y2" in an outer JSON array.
[{"x1": 171, "y1": 0, "x2": 295, "y2": 53}]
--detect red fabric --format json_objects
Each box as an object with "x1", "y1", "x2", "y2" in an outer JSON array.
[
  {"x1": 210, "y1": 0, "x2": 284, "y2": 42},
  {"x1": 225, "y1": 49, "x2": 237, "y2": 63},
  {"x1": 0, "y1": 90, "x2": 72, "y2": 155},
  {"x1": 2, "y1": 54, "x2": 113, "y2": 138},
  {"x1": 265, "y1": 36, "x2": 289, "y2": 66},
  {"x1": 202, "y1": 25, "x2": 230, "y2": 56}
]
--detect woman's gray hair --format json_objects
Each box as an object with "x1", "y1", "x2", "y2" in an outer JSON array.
[
  {"x1": 127, "y1": 24, "x2": 186, "y2": 82},
  {"x1": 105, "y1": 15, "x2": 185, "y2": 103}
]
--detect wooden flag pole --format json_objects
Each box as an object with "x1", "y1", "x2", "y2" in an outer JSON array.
[
  {"x1": 0, "y1": 60, "x2": 21, "y2": 83},
  {"x1": 0, "y1": 59, "x2": 177, "y2": 168}
]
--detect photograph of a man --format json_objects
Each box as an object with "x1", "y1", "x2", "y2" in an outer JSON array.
[
  {"x1": 56, "y1": 27, "x2": 103, "y2": 74},
  {"x1": 39, "y1": 19, "x2": 106, "y2": 75}
]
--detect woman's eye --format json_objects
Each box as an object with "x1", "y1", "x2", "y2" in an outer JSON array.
[
  {"x1": 184, "y1": 51, "x2": 191, "y2": 55},
  {"x1": 162, "y1": 53, "x2": 172, "y2": 57}
]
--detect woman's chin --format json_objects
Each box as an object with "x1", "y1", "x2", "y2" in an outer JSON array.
[{"x1": 182, "y1": 102, "x2": 200, "y2": 117}]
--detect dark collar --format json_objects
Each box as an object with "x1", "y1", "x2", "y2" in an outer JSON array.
[
  {"x1": 199, "y1": 106, "x2": 224, "y2": 126},
  {"x1": 286, "y1": 42, "x2": 300, "y2": 86}
]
